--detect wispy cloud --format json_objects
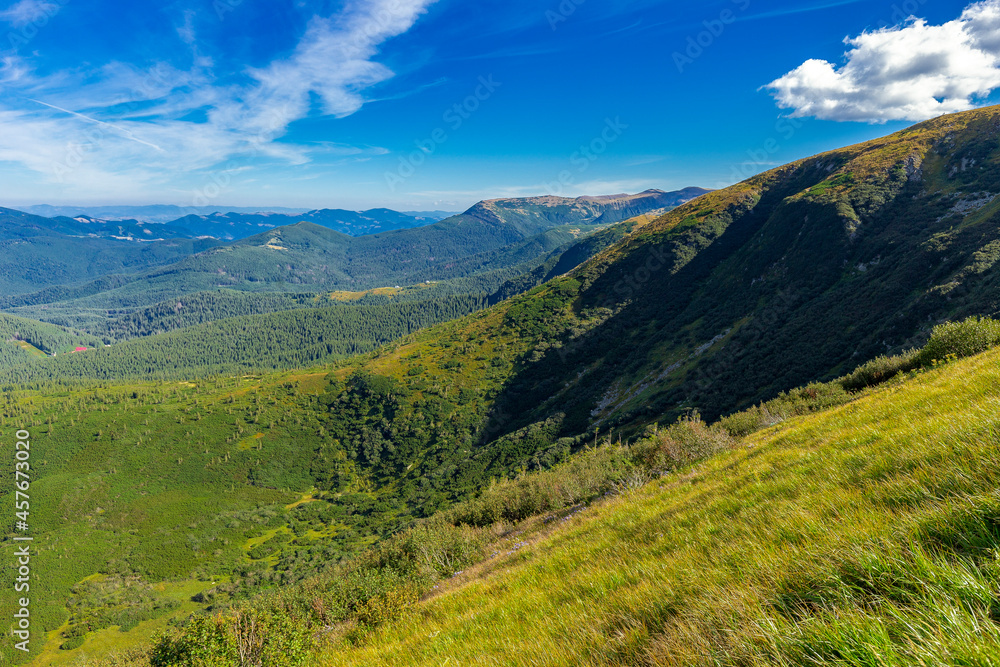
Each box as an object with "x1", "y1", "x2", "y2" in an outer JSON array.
[
  {"x1": 740, "y1": 0, "x2": 867, "y2": 23},
  {"x1": 26, "y1": 98, "x2": 165, "y2": 151},
  {"x1": 0, "y1": 0, "x2": 58, "y2": 28},
  {"x1": 0, "y1": 0, "x2": 437, "y2": 196}
]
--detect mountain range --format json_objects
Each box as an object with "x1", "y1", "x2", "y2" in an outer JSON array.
[
  {"x1": 17, "y1": 204, "x2": 461, "y2": 225},
  {"x1": 6, "y1": 106, "x2": 1000, "y2": 666},
  {"x1": 0, "y1": 189, "x2": 705, "y2": 332}
]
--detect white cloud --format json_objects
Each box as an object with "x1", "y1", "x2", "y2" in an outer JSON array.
[
  {"x1": 0, "y1": 0, "x2": 58, "y2": 28},
  {"x1": 176, "y1": 10, "x2": 196, "y2": 46},
  {"x1": 0, "y1": 0, "x2": 436, "y2": 198},
  {"x1": 766, "y1": 0, "x2": 1000, "y2": 122}
]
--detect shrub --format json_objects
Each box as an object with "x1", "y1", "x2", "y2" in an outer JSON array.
[
  {"x1": 719, "y1": 383, "x2": 852, "y2": 437},
  {"x1": 444, "y1": 445, "x2": 634, "y2": 526},
  {"x1": 917, "y1": 316, "x2": 1000, "y2": 365},
  {"x1": 632, "y1": 413, "x2": 734, "y2": 472},
  {"x1": 59, "y1": 635, "x2": 85, "y2": 651},
  {"x1": 839, "y1": 349, "x2": 920, "y2": 392},
  {"x1": 149, "y1": 608, "x2": 311, "y2": 667},
  {"x1": 353, "y1": 583, "x2": 420, "y2": 627}
]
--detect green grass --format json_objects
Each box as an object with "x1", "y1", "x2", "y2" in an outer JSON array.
[
  {"x1": 313, "y1": 345, "x2": 1000, "y2": 666},
  {"x1": 0, "y1": 372, "x2": 328, "y2": 665}
]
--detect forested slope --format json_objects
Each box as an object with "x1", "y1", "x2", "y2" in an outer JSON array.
[{"x1": 282, "y1": 105, "x2": 1000, "y2": 517}]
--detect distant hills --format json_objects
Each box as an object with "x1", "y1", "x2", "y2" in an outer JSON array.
[
  {"x1": 0, "y1": 207, "x2": 221, "y2": 295},
  {"x1": 17, "y1": 204, "x2": 457, "y2": 227},
  {"x1": 0, "y1": 188, "x2": 706, "y2": 334},
  {"x1": 170, "y1": 207, "x2": 444, "y2": 240},
  {"x1": 20, "y1": 204, "x2": 313, "y2": 223}
]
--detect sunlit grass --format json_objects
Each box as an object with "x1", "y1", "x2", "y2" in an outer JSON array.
[{"x1": 318, "y1": 347, "x2": 1000, "y2": 666}]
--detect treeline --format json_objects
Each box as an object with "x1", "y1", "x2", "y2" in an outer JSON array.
[
  {"x1": 0, "y1": 295, "x2": 488, "y2": 382},
  {"x1": 89, "y1": 291, "x2": 319, "y2": 341}
]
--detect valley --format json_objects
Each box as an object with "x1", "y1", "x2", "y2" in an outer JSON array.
[{"x1": 3, "y1": 104, "x2": 1000, "y2": 665}]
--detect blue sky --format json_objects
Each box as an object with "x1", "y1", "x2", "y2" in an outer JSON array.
[{"x1": 0, "y1": 0, "x2": 996, "y2": 211}]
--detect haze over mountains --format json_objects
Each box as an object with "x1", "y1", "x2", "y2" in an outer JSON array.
[{"x1": 19, "y1": 204, "x2": 459, "y2": 225}]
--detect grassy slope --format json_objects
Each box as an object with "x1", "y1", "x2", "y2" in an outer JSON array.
[
  {"x1": 0, "y1": 370, "x2": 334, "y2": 664},
  {"x1": 0, "y1": 314, "x2": 102, "y2": 369},
  {"x1": 318, "y1": 346, "x2": 1000, "y2": 666}
]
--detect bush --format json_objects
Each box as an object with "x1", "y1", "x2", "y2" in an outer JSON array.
[
  {"x1": 839, "y1": 349, "x2": 920, "y2": 392},
  {"x1": 917, "y1": 316, "x2": 1000, "y2": 365},
  {"x1": 59, "y1": 635, "x2": 85, "y2": 651},
  {"x1": 632, "y1": 413, "x2": 734, "y2": 472},
  {"x1": 717, "y1": 382, "x2": 854, "y2": 437},
  {"x1": 444, "y1": 445, "x2": 634, "y2": 526},
  {"x1": 150, "y1": 608, "x2": 311, "y2": 667},
  {"x1": 353, "y1": 583, "x2": 420, "y2": 627}
]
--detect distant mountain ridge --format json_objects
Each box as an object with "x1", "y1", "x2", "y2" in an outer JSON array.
[
  {"x1": 19, "y1": 204, "x2": 312, "y2": 223},
  {"x1": 171, "y1": 207, "x2": 442, "y2": 240},
  {"x1": 0, "y1": 188, "x2": 706, "y2": 329},
  {"x1": 467, "y1": 188, "x2": 711, "y2": 231},
  {"x1": 16, "y1": 204, "x2": 458, "y2": 227}
]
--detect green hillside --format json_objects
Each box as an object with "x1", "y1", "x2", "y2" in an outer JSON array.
[
  {"x1": 0, "y1": 211, "x2": 650, "y2": 382},
  {"x1": 172, "y1": 105, "x2": 1000, "y2": 529},
  {"x1": 10, "y1": 107, "x2": 1000, "y2": 666},
  {"x1": 0, "y1": 235, "x2": 220, "y2": 295},
  {"x1": 0, "y1": 295, "x2": 487, "y2": 382},
  {"x1": 0, "y1": 314, "x2": 102, "y2": 369},
  {"x1": 313, "y1": 336, "x2": 1000, "y2": 666},
  {"x1": 16, "y1": 318, "x2": 999, "y2": 667}
]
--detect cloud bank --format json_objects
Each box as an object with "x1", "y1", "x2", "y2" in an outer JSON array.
[{"x1": 766, "y1": 0, "x2": 1000, "y2": 122}]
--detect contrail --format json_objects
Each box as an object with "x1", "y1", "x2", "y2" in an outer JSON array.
[{"x1": 26, "y1": 98, "x2": 165, "y2": 152}]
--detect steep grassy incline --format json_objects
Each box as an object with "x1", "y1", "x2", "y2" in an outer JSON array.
[
  {"x1": 233, "y1": 105, "x2": 1000, "y2": 526},
  {"x1": 317, "y1": 344, "x2": 1000, "y2": 666}
]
